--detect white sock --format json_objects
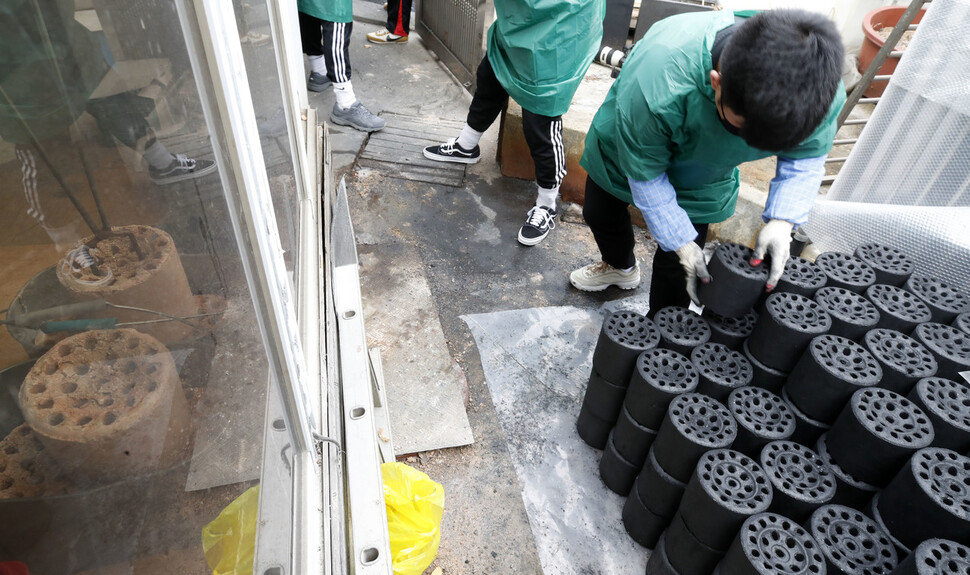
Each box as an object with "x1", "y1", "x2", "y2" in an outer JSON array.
[
  {"x1": 334, "y1": 81, "x2": 357, "y2": 109},
  {"x1": 144, "y1": 141, "x2": 175, "y2": 170},
  {"x1": 536, "y1": 185, "x2": 559, "y2": 210},
  {"x1": 308, "y1": 55, "x2": 327, "y2": 75},
  {"x1": 456, "y1": 124, "x2": 483, "y2": 150},
  {"x1": 620, "y1": 266, "x2": 635, "y2": 273}
]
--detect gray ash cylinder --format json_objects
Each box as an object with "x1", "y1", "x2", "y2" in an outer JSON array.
[
  {"x1": 703, "y1": 308, "x2": 758, "y2": 350},
  {"x1": 865, "y1": 283, "x2": 932, "y2": 335},
  {"x1": 652, "y1": 393, "x2": 737, "y2": 483},
  {"x1": 697, "y1": 243, "x2": 770, "y2": 318},
  {"x1": 854, "y1": 243, "x2": 915, "y2": 287},
  {"x1": 815, "y1": 433, "x2": 878, "y2": 510},
  {"x1": 652, "y1": 306, "x2": 712, "y2": 357},
  {"x1": 691, "y1": 342, "x2": 753, "y2": 402},
  {"x1": 826, "y1": 387, "x2": 935, "y2": 487},
  {"x1": 718, "y1": 512, "x2": 826, "y2": 575},
  {"x1": 747, "y1": 292, "x2": 832, "y2": 372},
  {"x1": 784, "y1": 334, "x2": 883, "y2": 424},
  {"x1": 591, "y1": 310, "x2": 661, "y2": 385},
  {"x1": 954, "y1": 312, "x2": 970, "y2": 335},
  {"x1": 892, "y1": 538, "x2": 970, "y2": 575},
  {"x1": 624, "y1": 348, "x2": 699, "y2": 431},
  {"x1": 913, "y1": 322, "x2": 970, "y2": 383},
  {"x1": 876, "y1": 448, "x2": 970, "y2": 551},
  {"x1": 815, "y1": 251, "x2": 878, "y2": 294},
  {"x1": 679, "y1": 449, "x2": 773, "y2": 552},
  {"x1": 904, "y1": 275, "x2": 970, "y2": 325},
  {"x1": 727, "y1": 386, "x2": 795, "y2": 458},
  {"x1": 759, "y1": 440, "x2": 837, "y2": 522},
  {"x1": 908, "y1": 377, "x2": 970, "y2": 452},
  {"x1": 773, "y1": 256, "x2": 828, "y2": 298},
  {"x1": 806, "y1": 504, "x2": 899, "y2": 575},
  {"x1": 864, "y1": 328, "x2": 938, "y2": 395},
  {"x1": 814, "y1": 286, "x2": 881, "y2": 341}
]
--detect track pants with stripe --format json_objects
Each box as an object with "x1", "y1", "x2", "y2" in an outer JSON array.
[
  {"x1": 299, "y1": 12, "x2": 352, "y2": 84},
  {"x1": 386, "y1": 0, "x2": 413, "y2": 36},
  {"x1": 466, "y1": 53, "x2": 566, "y2": 191}
]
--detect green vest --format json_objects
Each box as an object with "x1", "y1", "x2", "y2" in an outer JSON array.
[
  {"x1": 580, "y1": 10, "x2": 845, "y2": 224},
  {"x1": 298, "y1": 0, "x2": 352, "y2": 24},
  {"x1": 487, "y1": 0, "x2": 605, "y2": 117},
  {"x1": 0, "y1": 0, "x2": 110, "y2": 144}
]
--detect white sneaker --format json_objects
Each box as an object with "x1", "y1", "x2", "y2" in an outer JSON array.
[{"x1": 570, "y1": 261, "x2": 641, "y2": 292}]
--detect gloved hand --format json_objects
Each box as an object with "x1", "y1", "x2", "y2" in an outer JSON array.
[
  {"x1": 751, "y1": 219, "x2": 795, "y2": 291},
  {"x1": 675, "y1": 241, "x2": 711, "y2": 306}
]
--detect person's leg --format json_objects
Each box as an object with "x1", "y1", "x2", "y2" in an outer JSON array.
[
  {"x1": 465, "y1": 53, "x2": 509, "y2": 134},
  {"x1": 424, "y1": 53, "x2": 508, "y2": 163},
  {"x1": 647, "y1": 223, "x2": 708, "y2": 316},
  {"x1": 299, "y1": 11, "x2": 331, "y2": 91},
  {"x1": 322, "y1": 20, "x2": 386, "y2": 131},
  {"x1": 517, "y1": 110, "x2": 565, "y2": 245},
  {"x1": 86, "y1": 93, "x2": 216, "y2": 184},
  {"x1": 584, "y1": 176, "x2": 637, "y2": 269},
  {"x1": 569, "y1": 177, "x2": 642, "y2": 291}
]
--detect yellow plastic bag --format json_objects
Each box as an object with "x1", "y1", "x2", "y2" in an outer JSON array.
[
  {"x1": 383, "y1": 462, "x2": 445, "y2": 575},
  {"x1": 201, "y1": 485, "x2": 260, "y2": 575}
]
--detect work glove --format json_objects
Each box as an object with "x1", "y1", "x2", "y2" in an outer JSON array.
[
  {"x1": 675, "y1": 242, "x2": 711, "y2": 307},
  {"x1": 751, "y1": 219, "x2": 795, "y2": 291}
]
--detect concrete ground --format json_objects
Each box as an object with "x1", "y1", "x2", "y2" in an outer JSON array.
[
  {"x1": 317, "y1": 8, "x2": 867, "y2": 573},
  {"x1": 314, "y1": 9, "x2": 661, "y2": 574}
]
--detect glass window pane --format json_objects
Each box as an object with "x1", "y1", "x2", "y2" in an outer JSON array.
[
  {"x1": 234, "y1": 0, "x2": 302, "y2": 274},
  {"x1": 0, "y1": 0, "x2": 292, "y2": 571}
]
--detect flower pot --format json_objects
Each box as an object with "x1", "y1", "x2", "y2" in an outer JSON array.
[{"x1": 858, "y1": 6, "x2": 927, "y2": 97}]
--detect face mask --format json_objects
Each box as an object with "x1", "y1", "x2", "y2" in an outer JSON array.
[{"x1": 716, "y1": 98, "x2": 742, "y2": 137}]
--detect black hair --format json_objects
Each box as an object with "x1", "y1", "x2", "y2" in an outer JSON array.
[{"x1": 719, "y1": 9, "x2": 844, "y2": 151}]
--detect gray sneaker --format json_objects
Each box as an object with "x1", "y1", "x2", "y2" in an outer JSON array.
[
  {"x1": 307, "y1": 72, "x2": 331, "y2": 92},
  {"x1": 330, "y1": 101, "x2": 386, "y2": 132}
]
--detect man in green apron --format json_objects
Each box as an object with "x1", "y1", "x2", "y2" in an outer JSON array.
[
  {"x1": 423, "y1": 0, "x2": 605, "y2": 246},
  {"x1": 570, "y1": 9, "x2": 845, "y2": 315}
]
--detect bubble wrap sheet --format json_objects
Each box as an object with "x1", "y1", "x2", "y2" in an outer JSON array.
[{"x1": 806, "y1": 0, "x2": 970, "y2": 293}]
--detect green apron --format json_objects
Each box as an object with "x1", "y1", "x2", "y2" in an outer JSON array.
[
  {"x1": 488, "y1": 0, "x2": 605, "y2": 117},
  {"x1": 580, "y1": 10, "x2": 845, "y2": 224},
  {"x1": 0, "y1": 0, "x2": 109, "y2": 144},
  {"x1": 298, "y1": 0, "x2": 352, "y2": 24}
]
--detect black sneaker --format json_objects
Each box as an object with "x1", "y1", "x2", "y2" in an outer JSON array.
[
  {"x1": 423, "y1": 139, "x2": 481, "y2": 164},
  {"x1": 518, "y1": 205, "x2": 557, "y2": 246},
  {"x1": 149, "y1": 154, "x2": 217, "y2": 184}
]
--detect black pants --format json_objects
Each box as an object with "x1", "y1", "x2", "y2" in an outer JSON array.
[
  {"x1": 466, "y1": 53, "x2": 566, "y2": 190},
  {"x1": 386, "y1": 0, "x2": 413, "y2": 36},
  {"x1": 299, "y1": 12, "x2": 352, "y2": 83},
  {"x1": 582, "y1": 176, "x2": 708, "y2": 315}
]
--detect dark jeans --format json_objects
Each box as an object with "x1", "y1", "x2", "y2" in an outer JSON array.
[
  {"x1": 581, "y1": 176, "x2": 708, "y2": 316},
  {"x1": 299, "y1": 12, "x2": 352, "y2": 83},
  {"x1": 466, "y1": 53, "x2": 565, "y2": 190},
  {"x1": 386, "y1": 0, "x2": 413, "y2": 36}
]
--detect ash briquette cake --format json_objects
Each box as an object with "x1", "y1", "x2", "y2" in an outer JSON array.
[
  {"x1": 19, "y1": 328, "x2": 191, "y2": 483},
  {"x1": 56, "y1": 225, "x2": 198, "y2": 343}
]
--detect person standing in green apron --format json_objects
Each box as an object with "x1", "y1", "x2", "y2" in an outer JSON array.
[
  {"x1": 424, "y1": 0, "x2": 605, "y2": 246},
  {"x1": 299, "y1": 0, "x2": 386, "y2": 132},
  {"x1": 569, "y1": 9, "x2": 846, "y2": 316}
]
